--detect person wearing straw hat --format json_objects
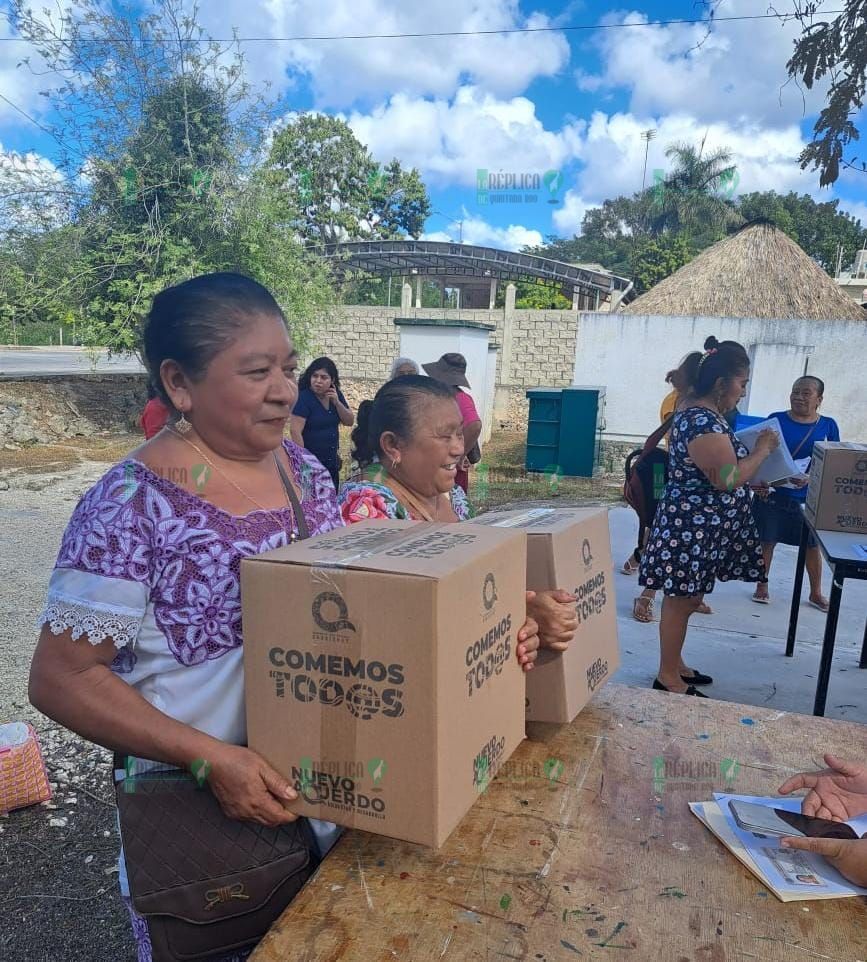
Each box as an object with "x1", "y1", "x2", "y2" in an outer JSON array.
[{"x1": 422, "y1": 353, "x2": 482, "y2": 495}]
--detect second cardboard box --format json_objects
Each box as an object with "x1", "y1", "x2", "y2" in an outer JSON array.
[{"x1": 471, "y1": 505, "x2": 619, "y2": 722}]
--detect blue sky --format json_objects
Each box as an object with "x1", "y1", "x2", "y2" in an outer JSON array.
[{"x1": 2, "y1": 0, "x2": 866, "y2": 253}]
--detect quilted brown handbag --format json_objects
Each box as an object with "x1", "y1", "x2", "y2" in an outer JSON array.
[{"x1": 115, "y1": 762, "x2": 318, "y2": 962}]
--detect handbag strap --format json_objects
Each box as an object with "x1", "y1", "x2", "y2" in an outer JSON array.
[
  {"x1": 789, "y1": 418, "x2": 821, "y2": 461},
  {"x1": 380, "y1": 475, "x2": 444, "y2": 522},
  {"x1": 273, "y1": 451, "x2": 311, "y2": 541},
  {"x1": 640, "y1": 414, "x2": 675, "y2": 459}
]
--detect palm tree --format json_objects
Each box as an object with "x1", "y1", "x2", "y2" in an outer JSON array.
[{"x1": 649, "y1": 136, "x2": 741, "y2": 244}]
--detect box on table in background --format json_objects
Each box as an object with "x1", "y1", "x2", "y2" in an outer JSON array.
[
  {"x1": 806, "y1": 442, "x2": 867, "y2": 534},
  {"x1": 469, "y1": 506, "x2": 619, "y2": 722},
  {"x1": 241, "y1": 519, "x2": 527, "y2": 848}
]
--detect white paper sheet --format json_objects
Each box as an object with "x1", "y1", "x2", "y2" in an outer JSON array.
[{"x1": 735, "y1": 417, "x2": 803, "y2": 486}]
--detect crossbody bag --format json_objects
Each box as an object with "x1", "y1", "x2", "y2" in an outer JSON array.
[{"x1": 113, "y1": 450, "x2": 315, "y2": 961}]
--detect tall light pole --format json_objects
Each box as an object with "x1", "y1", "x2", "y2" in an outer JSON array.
[
  {"x1": 430, "y1": 209, "x2": 464, "y2": 243},
  {"x1": 641, "y1": 128, "x2": 657, "y2": 192}
]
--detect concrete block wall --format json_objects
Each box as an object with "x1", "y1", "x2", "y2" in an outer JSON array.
[{"x1": 304, "y1": 299, "x2": 582, "y2": 431}]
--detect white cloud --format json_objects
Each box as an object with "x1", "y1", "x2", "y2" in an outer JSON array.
[
  {"x1": 0, "y1": 143, "x2": 68, "y2": 229},
  {"x1": 0, "y1": 19, "x2": 50, "y2": 126},
  {"x1": 198, "y1": 0, "x2": 569, "y2": 108},
  {"x1": 552, "y1": 190, "x2": 593, "y2": 235},
  {"x1": 838, "y1": 199, "x2": 867, "y2": 228},
  {"x1": 578, "y1": 2, "x2": 829, "y2": 129},
  {"x1": 573, "y1": 111, "x2": 816, "y2": 203},
  {"x1": 422, "y1": 213, "x2": 542, "y2": 251},
  {"x1": 346, "y1": 86, "x2": 584, "y2": 187}
]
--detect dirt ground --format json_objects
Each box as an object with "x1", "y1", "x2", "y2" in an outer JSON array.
[{"x1": 0, "y1": 437, "x2": 141, "y2": 962}]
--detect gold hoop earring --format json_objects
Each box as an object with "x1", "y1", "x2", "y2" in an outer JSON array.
[
  {"x1": 175, "y1": 413, "x2": 192, "y2": 435},
  {"x1": 391, "y1": 457, "x2": 400, "y2": 469}
]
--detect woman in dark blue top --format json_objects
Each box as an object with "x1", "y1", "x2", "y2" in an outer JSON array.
[
  {"x1": 291, "y1": 357, "x2": 354, "y2": 491},
  {"x1": 751, "y1": 376, "x2": 840, "y2": 611}
]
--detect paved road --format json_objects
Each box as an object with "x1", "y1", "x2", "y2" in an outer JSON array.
[{"x1": 0, "y1": 348, "x2": 144, "y2": 376}]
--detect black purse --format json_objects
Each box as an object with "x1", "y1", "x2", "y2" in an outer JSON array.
[{"x1": 114, "y1": 450, "x2": 316, "y2": 961}]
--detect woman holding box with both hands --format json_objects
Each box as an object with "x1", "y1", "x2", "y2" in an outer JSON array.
[{"x1": 337, "y1": 374, "x2": 579, "y2": 656}]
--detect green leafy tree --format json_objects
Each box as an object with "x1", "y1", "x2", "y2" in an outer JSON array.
[
  {"x1": 4, "y1": 0, "x2": 333, "y2": 349},
  {"x1": 266, "y1": 115, "x2": 430, "y2": 243},
  {"x1": 650, "y1": 141, "x2": 740, "y2": 246},
  {"x1": 737, "y1": 191, "x2": 864, "y2": 272},
  {"x1": 631, "y1": 234, "x2": 693, "y2": 294},
  {"x1": 786, "y1": 1, "x2": 867, "y2": 186}
]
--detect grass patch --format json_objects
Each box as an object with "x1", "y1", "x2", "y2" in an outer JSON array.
[{"x1": 470, "y1": 434, "x2": 623, "y2": 511}]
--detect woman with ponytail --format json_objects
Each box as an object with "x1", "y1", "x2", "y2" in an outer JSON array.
[{"x1": 639, "y1": 336, "x2": 779, "y2": 696}]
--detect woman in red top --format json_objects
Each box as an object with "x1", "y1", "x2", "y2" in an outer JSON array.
[
  {"x1": 422, "y1": 353, "x2": 482, "y2": 495},
  {"x1": 139, "y1": 381, "x2": 170, "y2": 439}
]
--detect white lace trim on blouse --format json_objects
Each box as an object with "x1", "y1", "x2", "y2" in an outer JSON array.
[{"x1": 38, "y1": 569, "x2": 148, "y2": 649}]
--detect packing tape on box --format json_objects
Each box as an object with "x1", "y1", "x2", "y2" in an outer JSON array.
[{"x1": 485, "y1": 507, "x2": 556, "y2": 528}]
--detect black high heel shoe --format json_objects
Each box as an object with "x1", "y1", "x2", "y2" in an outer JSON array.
[{"x1": 653, "y1": 678, "x2": 708, "y2": 697}]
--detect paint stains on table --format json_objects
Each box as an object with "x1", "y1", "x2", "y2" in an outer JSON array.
[{"x1": 660, "y1": 886, "x2": 686, "y2": 899}]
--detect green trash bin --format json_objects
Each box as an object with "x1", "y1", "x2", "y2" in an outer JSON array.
[{"x1": 526, "y1": 386, "x2": 606, "y2": 478}]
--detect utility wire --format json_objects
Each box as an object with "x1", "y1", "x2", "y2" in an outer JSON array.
[{"x1": 0, "y1": 10, "x2": 845, "y2": 43}]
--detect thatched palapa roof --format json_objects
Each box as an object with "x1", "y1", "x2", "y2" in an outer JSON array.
[{"x1": 623, "y1": 222, "x2": 866, "y2": 321}]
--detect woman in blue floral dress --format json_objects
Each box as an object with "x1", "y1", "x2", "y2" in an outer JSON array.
[{"x1": 639, "y1": 337, "x2": 779, "y2": 697}]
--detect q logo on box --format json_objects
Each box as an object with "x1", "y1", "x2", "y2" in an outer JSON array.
[
  {"x1": 482, "y1": 573, "x2": 498, "y2": 611},
  {"x1": 312, "y1": 591, "x2": 356, "y2": 634},
  {"x1": 581, "y1": 538, "x2": 593, "y2": 568}
]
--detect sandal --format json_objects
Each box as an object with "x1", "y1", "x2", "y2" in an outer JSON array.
[
  {"x1": 752, "y1": 579, "x2": 770, "y2": 605},
  {"x1": 807, "y1": 596, "x2": 830, "y2": 613},
  {"x1": 622, "y1": 557, "x2": 640, "y2": 575},
  {"x1": 695, "y1": 602, "x2": 713, "y2": 615},
  {"x1": 633, "y1": 596, "x2": 655, "y2": 623}
]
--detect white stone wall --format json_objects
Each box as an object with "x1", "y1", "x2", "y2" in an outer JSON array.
[{"x1": 572, "y1": 313, "x2": 867, "y2": 442}]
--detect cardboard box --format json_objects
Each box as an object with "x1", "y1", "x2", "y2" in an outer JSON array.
[
  {"x1": 470, "y1": 506, "x2": 620, "y2": 722},
  {"x1": 805, "y1": 442, "x2": 867, "y2": 534},
  {"x1": 241, "y1": 520, "x2": 527, "y2": 848}
]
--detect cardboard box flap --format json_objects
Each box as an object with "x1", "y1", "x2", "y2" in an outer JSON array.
[
  {"x1": 471, "y1": 505, "x2": 608, "y2": 534},
  {"x1": 244, "y1": 519, "x2": 526, "y2": 580}
]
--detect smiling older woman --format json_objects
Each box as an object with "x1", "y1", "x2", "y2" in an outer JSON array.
[
  {"x1": 28, "y1": 273, "x2": 342, "y2": 961},
  {"x1": 337, "y1": 375, "x2": 579, "y2": 659}
]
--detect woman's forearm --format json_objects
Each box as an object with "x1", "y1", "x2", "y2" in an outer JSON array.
[
  {"x1": 733, "y1": 448, "x2": 772, "y2": 486},
  {"x1": 30, "y1": 654, "x2": 222, "y2": 768},
  {"x1": 335, "y1": 401, "x2": 354, "y2": 426}
]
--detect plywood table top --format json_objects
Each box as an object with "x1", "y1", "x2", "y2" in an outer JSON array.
[{"x1": 252, "y1": 683, "x2": 867, "y2": 962}]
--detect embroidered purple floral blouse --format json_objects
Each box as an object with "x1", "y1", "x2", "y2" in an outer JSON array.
[{"x1": 39, "y1": 441, "x2": 342, "y2": 747}]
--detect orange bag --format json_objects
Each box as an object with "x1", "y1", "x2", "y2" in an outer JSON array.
[{"x1": 0, "y1": 722, "x2": 52, "y2": 813}]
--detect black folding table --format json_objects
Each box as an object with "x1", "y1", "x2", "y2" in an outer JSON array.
[{"x1": 785, "y1": 510, "x2": 867, "y2": 716}]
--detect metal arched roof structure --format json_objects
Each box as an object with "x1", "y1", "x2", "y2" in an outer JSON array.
[{"x1": 318, "y1": 240, "x2": 633, "y2": 304}]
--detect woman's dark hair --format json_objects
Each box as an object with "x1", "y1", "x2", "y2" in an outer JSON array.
[
  {"x1": 299, "y1": 356, "x2": 341, "y2": 392},
  {"x1": 683, "y1": 335, "x2": 751, "y2": 397},
  {"x1": 351, "y1": 375, "x2": 456, "y2": 467},
  {"x1": 795, "y1": 375, "x2": 825, "y2": 396},
  {"x1": 145, "y1": 379, "x2": 158, "y2": 400},
  {"x1": 142, "y1": 272, "x2": 286, "y2": 408}
]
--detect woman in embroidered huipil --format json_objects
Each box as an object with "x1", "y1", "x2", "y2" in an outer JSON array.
[{"x1": 29, "y1": 273, "x2": 342, "y2": 962}]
